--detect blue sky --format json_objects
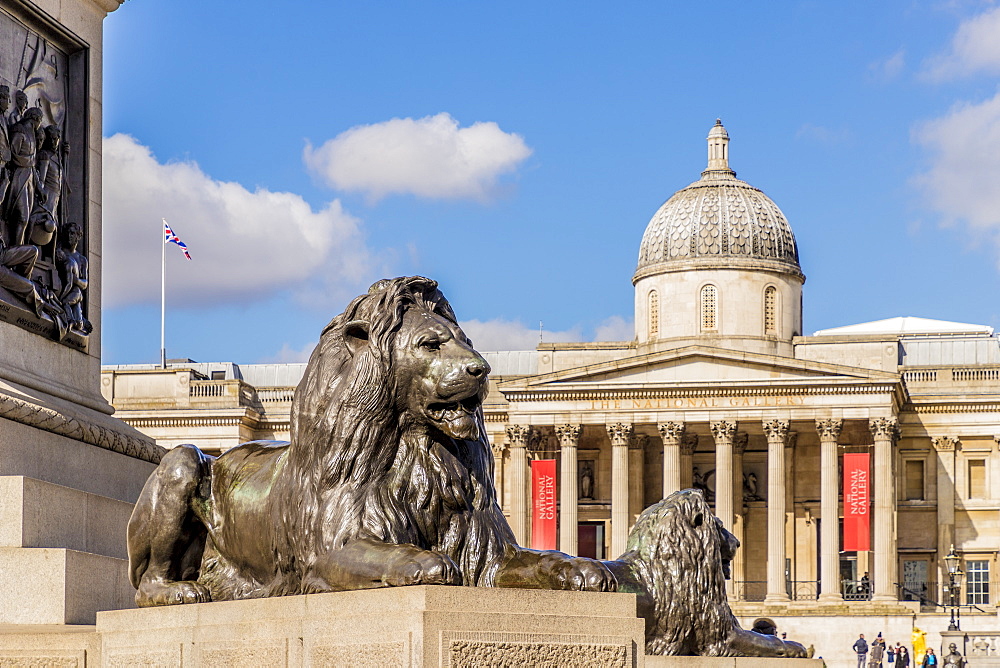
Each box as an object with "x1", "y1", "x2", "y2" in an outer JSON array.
[{"x1": 101, "y1": 1, "x2": 1000, "y2": 364}]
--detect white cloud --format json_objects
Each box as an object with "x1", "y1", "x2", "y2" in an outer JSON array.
[
  {"x1": 923, "y1": 6, "x2": 1000, "y2": 80},
  {"x1": 103, "y1": 134, "x2": 379, "y2": 308},
  {"x1": 912, "y1": 91, "x2": 1000, "y2": 261},
  {"x1": 459, "y1": 318, "x2": 583, "y2": 351},
  {"x1": 261, "y1": 340, "x2": 318, "y2": 363},
  {"x1": 795, "y1": 123, "x2": 852, "y2": 145},
  {"x1": 594, "y1": 315, "x2": 634, "y2": 342},
  {"x1": 870, "y1": 49, "x2": 906, "y2": 80},
  {"x1": 303, "y1": 113, "x2": 532, "y2": 202}
]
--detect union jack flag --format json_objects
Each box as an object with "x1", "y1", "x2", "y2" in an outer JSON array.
[{"x1": 163, "y1": 219, "x2": 192, "y2": 260}]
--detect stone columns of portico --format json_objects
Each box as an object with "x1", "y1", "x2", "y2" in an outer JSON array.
[
  {"x1": 659, "y1": 422, "x2": 685, "y2": 497},
  {"x1": 763, "y1": 419, "x2": 791, "y2": 602},
  {"x1": 556, "y1": 424, "x2": 582, "y2": 555},
  {"x1": 816, "y1": 419, "x2": 844, "y2": 602},
  {"x1": 491, "y1": 437, "x2": 507, "y2": 510},
  {"x1": 505, "y1": 425, "x2": 531, "y2": 545},
  {"x1": 608, "y1": 423, "x2": 633, "y2": 558},
  {"x1": 933, "y1": 436, "x2": 958, "y2": 600},
  {"x1": 732, "y1": 432, "x2": 748, "y2": 591},
  {"x1": 870, "y1": 417, "x2": 899, "y2": 602},
  {"x1": 709, "y1": 421, "x2": 737, "y2": 531},
  {"x1": 680, "y1": 433, "x2": 698, "y2": 489}
]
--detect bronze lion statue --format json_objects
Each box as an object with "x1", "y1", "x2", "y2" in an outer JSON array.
[
  {"x1": 604, "y1": 489, "x2": 808, "y2": 657},
  {"x1": 127, "y1": 276, "x2": 614, "y2": 605}
]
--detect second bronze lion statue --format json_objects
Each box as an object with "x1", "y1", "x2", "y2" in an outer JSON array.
[{"x1": 127, "y1": 276, "x2": 614, "y2": 606}]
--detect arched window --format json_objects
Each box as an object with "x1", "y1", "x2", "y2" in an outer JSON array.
[
  {"x1": 700, "y1": 284, "x2": 717, "y2": 332},
  {"x1": 648, "y1": 290, "x2": 659, "y2": 339},
  {"x1": 764, "y1": 286, "x2": 777, "y2": 335}
]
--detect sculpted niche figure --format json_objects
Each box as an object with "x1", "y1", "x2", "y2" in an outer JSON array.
[
  {"x1": 56, "y1": 222, "x2": 90, "y2": 334},
  {"x1": 3, "y1": 107, "x2": 44, "y2": 247},
  {"x1": 127, "y1": 276, "x2": 807, "y2": 658}
]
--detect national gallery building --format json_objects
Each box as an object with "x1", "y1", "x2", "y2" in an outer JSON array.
[{"x1": 103, "y1": 122, "x2": 1000, "y2": 645}]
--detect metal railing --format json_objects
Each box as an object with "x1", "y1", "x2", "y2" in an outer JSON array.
[{"x1": 842, "y1": 578, "x2": 871, "y2": 601}]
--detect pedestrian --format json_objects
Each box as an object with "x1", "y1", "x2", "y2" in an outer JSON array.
[
  {"x1": 898, "y1": 646, "x2": 911, "y2": 668},
  {"x1": 870, "y1": 633, "x2": 886, "y2": 667},
  {"x1": 921, "y1": 648, "x2": 938, "y2": 667},
  {"x1": 888, "y1": 641, "x2": 896, "y2": 663},
  {"x1": 854, "y1": 634, "x2": 870, "y2": 668}
]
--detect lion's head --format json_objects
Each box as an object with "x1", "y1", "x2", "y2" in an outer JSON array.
[{"x1": 622, "y1": 489, "x2": 739, "y2": 656}]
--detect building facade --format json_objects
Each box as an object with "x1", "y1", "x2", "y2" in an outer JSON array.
[{"x1": 103, "y1": 121, "x2": 1000, "y2": 661}]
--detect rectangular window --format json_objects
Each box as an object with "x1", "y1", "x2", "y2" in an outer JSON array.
[
  {"x1": 968, "y1": 459, "x2": 987, "y2": 499},
  {"x1": 904, "y1": 460, "x2": 925, "y2": 500},
  {"x1": 967, "y1": 560, "x2": 990, "y2": 605}
]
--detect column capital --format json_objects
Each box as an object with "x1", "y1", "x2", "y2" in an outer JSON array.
[
  {"x1": 815, "y1": 418, "x2": 844, "y2": 442},
  {"x1": 630, "y1": 433, "x2": 649, "y2": 451},
  {"x1": 506, "y1": 424, "x2": 531, "y2": 448},
  {"x1": 733, "y1": 432, "x2": 749, "y2": 455},
  {"x1": 658, "y1": 421, "x2": 685, "y2": 446},
  {"x1": 932, "y1": 436, "x2": 959, "y2": 452},
  {"x1": 606, "y1": 423, "x2": 633, "y2": 447},
  {"x1": 555, "y1": 424, "x2": 582, "y2": 447},
  {"x1": 710, "y1": 420, "x2": 737, "y2": 443},
  {"x1": 762, "y1": 419, "x2": 790, "y2": 442},
  {"x1": 491, "y1": 439, "x2": 506, "y2": 458},
  {"x1": 680, "y1": 432, "x2": 699, "y2": 456},
  {"x1": 869, "y1": 417, "x2": 899, "y2": 441}
]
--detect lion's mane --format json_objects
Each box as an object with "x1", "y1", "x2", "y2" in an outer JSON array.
[
  {"x1": 276, "y1": 276, "x2": 512, "y2": 587},
  {"x1": 616, "y1": 489, "x2": 739, "y2": 656}
]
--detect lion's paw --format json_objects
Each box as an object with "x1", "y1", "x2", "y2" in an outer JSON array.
[
  {"x1": 136, "y1": 578, "x2": 212, "y2": 607},
  {"x1": 551, "y1": 557, "x2": 617, "y2": 592},
  {"x1": 387, "y1": 551, "x2": 463, "y2": 587}
]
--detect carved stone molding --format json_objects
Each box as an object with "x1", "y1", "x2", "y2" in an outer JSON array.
[
  {"x1": 733, "y1": 432, "x2": 749, "y2": 455},
  {"x1": 506, "y1": 424, "x2": 530, "y2": 449},
  {"x1": 0, "y1": 391, "x2": 163, "y2": 463},
  {"x1": 630, "y1": 434, "x2": 649, "y2": 451},
  {"x1": 526, "y1": 427, "x2": 546, "y2": 454},
  {"x1": 555, "y1": 424, "x2": 582, "y2": 447},
  {"x1": 932, "y1": 436, "x2": 958, "y2": 452},
  {"x1": 680, "y1": 433, "x2": 699, "y2": 456},
  {"x1": 815, "y1": 418, "x2": 843, "y2": 442},
  {"x1": 762, "y1": 419, "x2": 790, "y2": 443},
  {"x1": 606, "y1": 423, "x2": 633, "y2": 447},
  {"x1": 491, "y1": 438, "x2": 506, "y2": 458},
  {"x1": 710, "y1": 420, "x2": 736, "y2": 443},
  {"x1": 868, "y1": 417, "x2": 899, "y2": 442},
  {"x1": 657, "y1": 421, "x2": 685, "y2": 445}
]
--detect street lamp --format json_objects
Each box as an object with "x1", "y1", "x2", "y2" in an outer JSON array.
[{"x1": 945, "y1": 545, "x2": 964, "y2": 631}]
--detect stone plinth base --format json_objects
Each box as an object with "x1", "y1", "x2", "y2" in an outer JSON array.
[
  {"x1": 97, "y1": 586, "x2": 646, "y2": 667},
  {"x1": 647, "y1": 660, "x2": 820, "y2": 668}
]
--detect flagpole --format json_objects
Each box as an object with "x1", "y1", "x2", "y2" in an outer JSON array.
[{"x1": 160, "y1": 219, "x2": 166, "y2": 369}]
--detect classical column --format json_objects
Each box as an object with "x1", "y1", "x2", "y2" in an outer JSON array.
[
  {"x1": 680, "y1": 432, "x2": 698, "y2": 489},
  {"x1": 710, "y1": 421, "x2": 737, "y2": 531},
  {"x1": 629, "y1": 434, "x2": 648, "y2": 527},
  {"x1": 608, "y1": 423, "x2": 633, "y2": 558},
  {"x1": 763, "y1": 419, "x2": 791, "y2": 602},
  {"x1": 490, "y1": 436, "x2": 507, "y2": 510},
  {"x1": 816, "y1": 419, "x2": 844, "y2": 602},
  {"x1": 933, "y1": 435, "x2": 958, "y2": 601},
  {"x1": 505, "y1": 425, "x2": 531, "y2": 545},
  {"x1": 556, "y1": 424, "x2": 582, "y2": 555},
  {"x1": 870, "y1": 417, "x2": 899, "y2": 602},
  {"x1": 732, "y1": 432, "x2": 749, "y2": 592},
  {"x1": 659, "y1": 421, "x2": 685, "y2": 497}
]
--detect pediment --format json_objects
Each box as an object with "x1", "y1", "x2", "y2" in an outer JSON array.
[{"x1": 503, "y1": 345, "x2": 899, "y2": 390}]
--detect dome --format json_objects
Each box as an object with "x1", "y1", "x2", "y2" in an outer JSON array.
[{"x1": 634, "y1": 120, "x2": 802, "y2": 282}]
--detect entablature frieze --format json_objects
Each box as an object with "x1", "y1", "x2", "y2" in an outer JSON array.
[{"x1": 502, "y1": 383, "x2": 901, "y2": 405}]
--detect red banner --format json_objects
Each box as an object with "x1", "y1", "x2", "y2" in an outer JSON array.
[
  {"x1": 531, "y1": 459, "x2": 557, "y2": 550},
  {"x1": 843, "y1": 453, "x2": 870, "y2": 551}
]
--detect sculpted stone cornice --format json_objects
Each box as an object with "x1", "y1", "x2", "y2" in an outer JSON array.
[
  {"x1": 931, "y1": 436, "x2": 958, "y2": 452},
  {"x1": 762, "y1": 419, "x2": 790, "y2": 443},
  {"x1": 503, "y1": 383, "x2": 901, "y2": 404},
  {"x1": 0, "y1": 391, "x2": 163, "y2": 464},
  {"x1": 868, "y1": 417, "x2": 899, "y2": 442},
  {"x1": 680, "y1": 433, "x2": 699, "y2": 456},
  {"x1": 555, "y1": 424, "x2": 582, "y2": 447},
  {"x1": 733, "y1": 432, "x2": 749, "y2": 455},
  {"x1": 710, "y1": 420, "x2": 737, "y2": 444},
  {"x1": 606, "y1": 423, "x2": 633, "y2": 447},
  {"x1": 658, "y1": 421, "x2": 685, "y2": 446},
  {"x1": 815, "y1": 418, "x2": 843, "y2": 442},
  {"x1": 505, "y1": 424, "x2": 531, "y2": 449}
]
